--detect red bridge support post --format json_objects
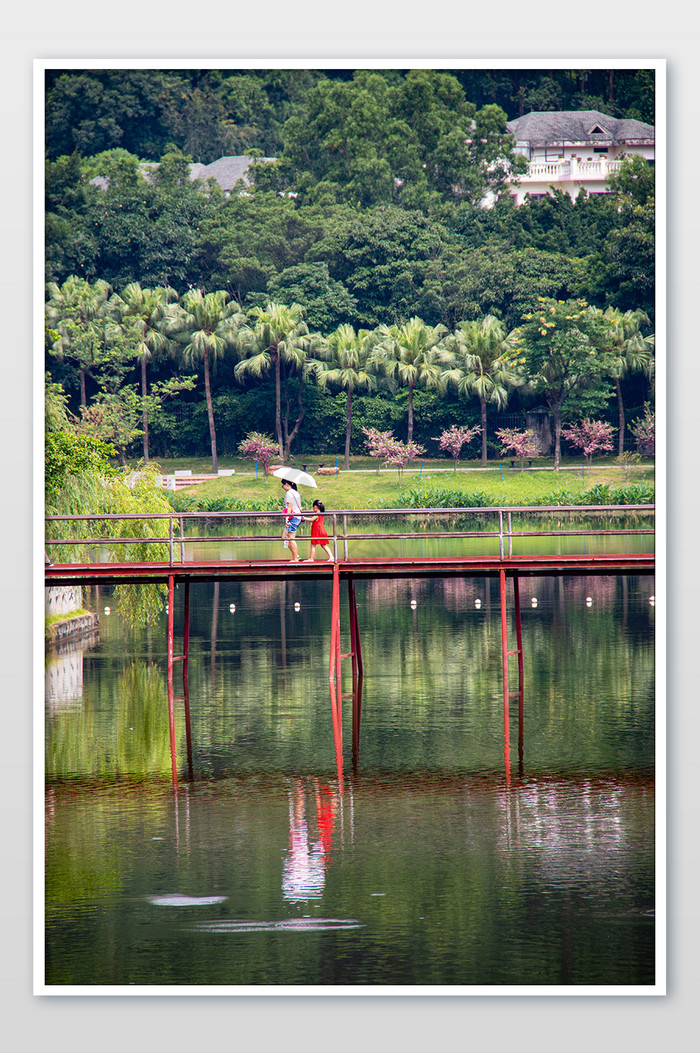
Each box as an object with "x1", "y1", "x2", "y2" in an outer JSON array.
[
  {"x1": 513, "y1": 574, "x2": 524, "y2": 771},
  {"x1": 329, "y1": 563, "x2": 344, "y2": 782},
  {"x1": 347, "y1": 575, "x2": 363, "y2": 765},
  {"x1": 166, "y1": 574, "x2": 178, "y2": 786},
  {"x1": 499, "y1": 569, "x2": 511, "y2": 780},
  {"x1": 182, "y1": 580, "x2": 191, "y2": 682}
]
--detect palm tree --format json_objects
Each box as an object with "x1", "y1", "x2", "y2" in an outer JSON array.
[
  {"x1": 442, "y1": 315, "x2": 521, "y2": 465},
  {"x1": 164, "y1": 289, "x2": 244, "y2": 472},
  {"x1": 108, "y1": 283, "x2": 178, "y2": 463},
  {"x1": 593, "y1": 306, "x2": 654, "y2": 456},
  {"x1": 315, "y1": 324, "x2": 382, "y2": 469},
  {"x1": 45, "y1": 276, "x2": 113, "y2": 408},
  {"x1": 234, "y1": 302, "x2": 319, "y2": 461},
  {"x1": 370, "y1": 317, "x2": 450, "y2": 444}
]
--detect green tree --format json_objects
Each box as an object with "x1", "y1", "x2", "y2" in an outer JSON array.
[
  {"x1": 370, "y1": 317, "x2": 451, "y2": 444},
  {"x1": 234, "y1": 302, "x2": 320, "y2": 460},
  {"x1": 265, "y1": 69, "x2": 526, "y2": 214},
  {"x1": 197, "y1": 190, "x2": 329, "y2": 302},
  {"x1": 315, "y1": 324, "x2": 382, "y2": 469},
  {"x1": 164, "y1": 289, "x2": 244, "y2": 471},
  {"x1": 589, "y1": 306, "x2": 654, "y2": 456},
  {"x1": 44, "y1": 69, "x2": 183, "y2": 160},
  {"x1": 315, "y1": 206, "x2": 443, "y2": 327},
  {"x1": 265, "y1": 263, "x2": 357, "y2": 332},
  {"x1": 45, "y1": 152, "x2": 99, "y2": 283},
  {"x1": 82, "y1": 147, "x2": 215, "y2": 291},
  {"x1": 45, "y1": 275, "x2": 113, "y2": 407},
  {"x1": 506, "y1": 297, "x2": 610, "y2": 470},
  {"x1": 596, "y1": 155, "x2": 655, "y2": 318},
  {"x1": 443, "y1": 315, "x2": 522, "y2": 464},
  {"x1": 108, "y1": 282, "x2": 178, "y2": 462}
]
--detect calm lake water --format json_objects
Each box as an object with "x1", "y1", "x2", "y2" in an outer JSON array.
[{"x1": 44, "y1": 568, "x2": 656, "y2": 989}]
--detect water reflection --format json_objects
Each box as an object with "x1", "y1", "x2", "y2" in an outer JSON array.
[
  {"x1": 282, "y1": 777, "x2": 340, "y2": 902},
  {"x1": 44, "y1": 770, "x2": 654, "y2": 986},
  {"x1": 43, "y1": 574, "x2": 655, "y2": 987},
  {"x1": 45, "y1": 631, "x2": 99, "y2": 712}
]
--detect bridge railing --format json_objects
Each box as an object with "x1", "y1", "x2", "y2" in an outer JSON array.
[{"x1": 45, "y1": 505, "x2": 655, "y2": 565}]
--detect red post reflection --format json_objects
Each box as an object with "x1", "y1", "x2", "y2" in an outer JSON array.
[{"x1": 282, "y1": 777, "x2": 340, "y2": 902}]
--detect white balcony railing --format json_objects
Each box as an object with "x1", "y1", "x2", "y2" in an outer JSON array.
[{"x1": 516, "y1": 158, "x2": 623, "y2": 184}]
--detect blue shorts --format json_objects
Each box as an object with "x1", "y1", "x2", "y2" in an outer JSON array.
[{"x1": 285, "y1": 516, "x2": 302, "y2": 534}]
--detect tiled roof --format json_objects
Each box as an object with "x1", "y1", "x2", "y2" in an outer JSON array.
[
  {"x1": 90, "y1": 155, "x2": 275, "y2": 192},
  {"x1": 188, "y1": 155, "x2": 275, "y2": 190},
  {"x1": 506, "y1": 110, "x2": 654, "y2": 145}
]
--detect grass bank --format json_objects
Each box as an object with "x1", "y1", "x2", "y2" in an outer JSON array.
[{"x1": 150, "y1": 455, "x2": 654, "y2": 512}]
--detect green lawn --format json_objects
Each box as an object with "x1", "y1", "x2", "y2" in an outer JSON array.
[{"x1": 143, "y1": 455, "x2": 654, "y2": 510}]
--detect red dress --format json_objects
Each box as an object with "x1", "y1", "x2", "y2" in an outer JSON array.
[{"x1": 310, "y1": 514, "x2": 329, "y2": 547}]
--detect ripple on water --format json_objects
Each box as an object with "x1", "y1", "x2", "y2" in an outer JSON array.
[{"x1": 148, "y1": 894, "x2": 228, "y2": 907}]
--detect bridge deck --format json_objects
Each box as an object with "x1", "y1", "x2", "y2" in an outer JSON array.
[{"x1": 45, "y1": 552, "x2": 655, "y2": 586}]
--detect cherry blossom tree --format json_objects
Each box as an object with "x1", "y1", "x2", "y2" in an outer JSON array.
[
  {"x1": 433, "y1": 424, "x2": 481, "y2": 470},
  {"x1": 383, "y1": 438, "x2": 426, "y2": 483},
  {"x1": 561, "y1": 419, "x2": 615, "y2": 465},
  {"x1": 363, "y1": 427, "x2": 397, "y2": 473},
  {"x1": 629, "y1": 403, "x2": 655, "y2": 456},
  {"x1": 363, "y1": 427, "x2": 425, "y2": 483},
  {"x1": 238, "y1": 431, "x2": 279, "y2": 475},
  {"x1": 496, "y1": 427, "x2": 539, "y2": 471}
]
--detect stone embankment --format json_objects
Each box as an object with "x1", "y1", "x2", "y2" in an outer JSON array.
[
  {"x1": 46, "y1": 612, "x2": 99, "y2": 648},
  {"x1": 45, "y1": 584, "x2": 100, "y2": 649}
]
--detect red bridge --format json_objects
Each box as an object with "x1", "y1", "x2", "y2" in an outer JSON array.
[{"x1": 45, "y1": 505, "x2": 655, "y2": 785}]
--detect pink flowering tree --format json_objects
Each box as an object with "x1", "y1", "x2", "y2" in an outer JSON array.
[
  {"x1": 433, "y1": 424, "x2": 481, "y2": 471},
  {"x1": 384, "y1": 438, "x2": 427, "y2": 484},
  {"x1": 496, "y1": 427, "x2": 540, "y2": 471},
  {"x1": 238, "y1": 431, "x2": 279, "y2": 475},
  {"x1": 561, "y1": 419, "x2": 615, "y2": 465},
  {"x1": 363, "y1": 427, "x2": 397, "y2": 474},
  {"x1": 363, "y1": 427, "x2": 425, "y2": 483},
  {"x1": 629, "y1": 403, "x2": 655, "y2": 456}
]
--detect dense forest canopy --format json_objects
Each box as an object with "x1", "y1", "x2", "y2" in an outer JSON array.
[
  {"x1": 45, "y1": 67, "x2": 655, "y2": 162},
  {"x1": 44, "y1": 66, "x2": 656, "y2": 464}
]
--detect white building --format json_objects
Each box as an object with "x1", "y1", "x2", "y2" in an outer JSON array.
[{"x1": 505, "y1": 110, "x2": 654, "y2": 204}]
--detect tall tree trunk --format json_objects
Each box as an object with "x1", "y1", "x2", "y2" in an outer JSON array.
[
  {"x1": 203, "y1": 348, "x2": 218, "y2": 473},
  {"x1": 616, "y1": 376, "x2": 625, "y2": 457},
  {"x1": 283, "y1": 376, "x2": 306, "y2": 461},
  {"x1": 552, "y1": 405, "x2": 562, "y2": 470},
  {"x1": 274, "y1": 349, "x2": 283, "y2": 459},
  {"x1": 344, "y1": 388, "x2": 352, "y2": 470},
  {"x1": 80, "y1": 368, "x2": 87, "y2": 409},
  {"x1": 480, "y1": 394, "x2": 488, "y2": 465},
  {"x1": 407, "y1": 382, "x2": 414, "y2": 444},
  {"x1": 141, "y1": 355, "x2": 150, "y2": 464}
]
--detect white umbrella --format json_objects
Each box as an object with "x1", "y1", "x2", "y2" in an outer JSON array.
[{"x1": 272, "y1": 466, "x2": 318, "y2": 488}]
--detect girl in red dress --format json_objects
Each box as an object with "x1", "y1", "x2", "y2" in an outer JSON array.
[{"x1": 304, "y1": 501, "x2": 334, "y2": 562}]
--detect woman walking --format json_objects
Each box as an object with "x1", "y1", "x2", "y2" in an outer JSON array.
[{"x1": 281, "y1": 480, "x2": 303, "y2": 562}]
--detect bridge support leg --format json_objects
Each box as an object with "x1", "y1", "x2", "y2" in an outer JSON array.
[
  {"x1": 329, "y1": 564, "x2": 344, "y2": 781},
  {"x1": 347, "y1": 575, "x2": 364, "y2": 682},
  {"x1": 499, "y1": 569, "x2": 510, "y2": 714},
  {"x1": 513, "y1": 574, "x2": 524, "y2": 771},
  {"x1": 348, "y1": 576, "x2": 363, "y2": 765},
  {"x1": 183, "y1": 579, "x2": 190, "y2": 682},
  {"x1": 499, "y1": 569, "x2": 511, "y2": 779},
  {"x1": 183, "y1": 669, "x2": 194, "y2": 779},
  {"x1": 166, "y1": 574, "x2": 178, "y2": 786}
]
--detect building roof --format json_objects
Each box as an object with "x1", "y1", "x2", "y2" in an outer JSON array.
[
  {"x1": 506, "y1": 110, "x2": 654, "y2": 146},
  {"x1": 90, "y1": 155, "x2": 275, "y2": 193},
  {"x1": 188, "y1": 155, "x2": 275, "y2": 191}
]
